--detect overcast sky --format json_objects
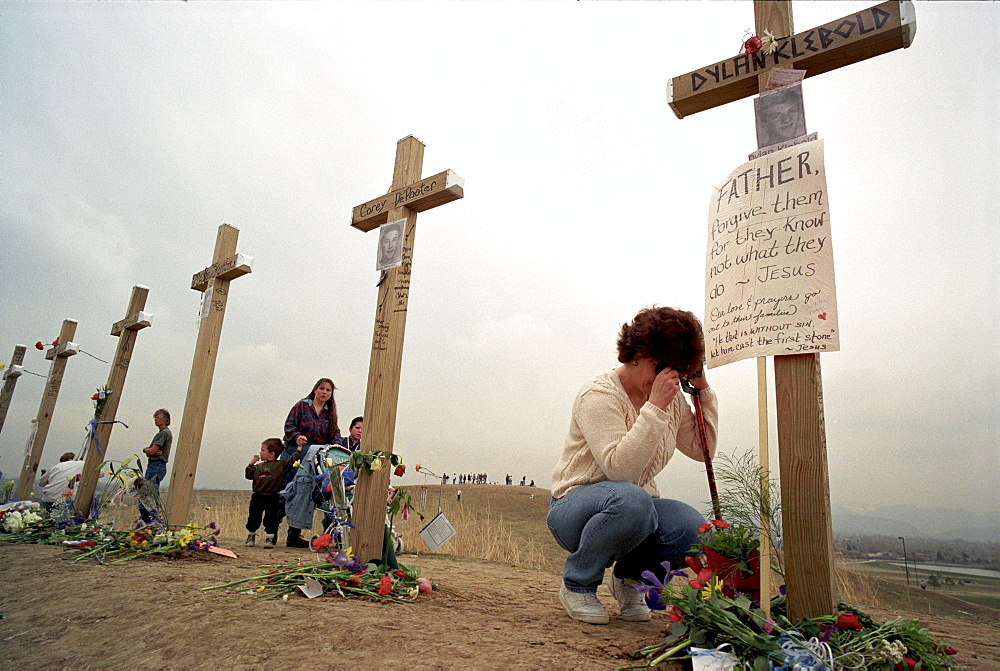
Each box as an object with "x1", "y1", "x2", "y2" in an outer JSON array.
[{"x1": 1, "y1": 1, "x2": 996, "y2": 519}]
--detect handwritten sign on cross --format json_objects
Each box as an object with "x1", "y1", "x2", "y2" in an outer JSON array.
[
  {"x1": 74, "y1": 285, "x2": 152, "y2": 517},
  {"x1": 673, "y1": 0, "x2": 915, "y2": 621},
  {"x1": 163, "y1": 224, "x2": 252, "y2": 525},
  {"x1": 349, "y1": 135, "x2": 464, "y2": 563},
  {"x1": 15, "y1": 319, "x2": 79, "y2": 500}
]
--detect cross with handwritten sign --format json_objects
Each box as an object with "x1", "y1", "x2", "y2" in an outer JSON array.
[
  {"x1": 164, "y1": 224, "x2": 252, "y2": 525},
  {"x1": 350, "y1": 135, "x2": 464, "y2": 563},
  {"x1": 15, "y1": 318, "x2": 79, "y2": 500},
  {"x1": 74, "y1": 285, "x2": 153, "y2": 517},
  {"x1": 672, "y1": 0, "x2": 915, "y2": 621}
]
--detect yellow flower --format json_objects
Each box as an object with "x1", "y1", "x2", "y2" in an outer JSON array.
[
  {"x1": 701, "y1": 576, "x2": 724, "y2": 601},
  {"x1": 370, "y1": 458, "x2": 382, "y2": 471},
  {"x1": 257, "y1": 586, "x2": 266, "y2": 592},
  {"x1": 141, "y1": 540, "x2": 148, "y2": 546},
  {"x1": 130, "y1": 540, "x2": 138, "y2": 547}
]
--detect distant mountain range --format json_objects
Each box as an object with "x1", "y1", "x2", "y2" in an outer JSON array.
[{"x1": 831, "y1": 503, "x2": 1000, "y2": 544}]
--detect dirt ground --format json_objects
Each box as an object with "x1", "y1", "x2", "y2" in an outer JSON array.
[{"x1": 1, "y1": 542, "x2": 998, "y2": 670}]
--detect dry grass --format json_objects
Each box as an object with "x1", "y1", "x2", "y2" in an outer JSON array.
[{"x1": 100, "y1": 486, "x2": 998, "y2": 623}]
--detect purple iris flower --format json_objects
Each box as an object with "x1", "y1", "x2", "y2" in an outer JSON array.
[{"x1": 631, "y1": 561, "x2": 688, "y2": 611}]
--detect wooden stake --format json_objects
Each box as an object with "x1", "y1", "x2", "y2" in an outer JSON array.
[
  {"x1": 15, "y1": 319, "x2": 79, "y2": 500},
  {"x1": 350, "y1": 136, "x2": 463, "y2": 563},
  {"x1": 757, "y1": 356, "x2": 772, "y2": 619},
  {"x1": 0, "y1": 344, "x2": 28, "y2": 439},
  {"x1": 163, "y1": 224, "x2": 251, "y2": 525},
  {"x1": 674, "y1": 0, "x2": 912, "y2": 622},
  {"x1": 753, "y1": 0, "x2": 836, "y2": 621},
  {"x1": 74, "y1": 285, "x2": 152, "y2": 516}
]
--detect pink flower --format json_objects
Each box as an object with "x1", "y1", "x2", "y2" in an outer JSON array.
[
  {"x1": 414, "y1": 464, "x2": 422, "y2": 472},
  {"x1": 416, "y1": 577, "x2": 432, "y2": 593}
]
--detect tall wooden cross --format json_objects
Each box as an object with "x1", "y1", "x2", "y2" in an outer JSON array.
[
  {"x1": 350, "y1": 135, "x2": 464, "y2": 563},
  {"x1": 670, "y1": 1, "x2": 914, "y2": 621},
  {"x1": 0, "y1": 344, "x2": 28, "y2": 439},
  {"x1": 15, "y1": 318, "x2": 79, "y2": 500},
  {"x1": 163, "y1": 224, "x2": 252, "y2": 525},
  {"x1": 74, "y1": 285, "x2": 152, "y2": 517}
]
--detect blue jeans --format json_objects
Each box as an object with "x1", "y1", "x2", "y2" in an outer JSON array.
[
  {"x1": 140, "y1": 460, "x2": 167, "y2": 524},
  {"x1": 145, "y1": 459, "x2": 166, "y2": 486},
  {"x1": 546, "y1": 481, "x2": 704, "y2": 594}
]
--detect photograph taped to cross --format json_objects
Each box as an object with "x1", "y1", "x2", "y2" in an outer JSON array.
[
  {"x1": 755, "y1": 84, "x2": 807, "y2": 149},
  {"x1": 376, "y1": 218, "x2": 405, "y2": 271},
  {"x1": 705, "y1": 139, "x2": 839, "y2": 368}
]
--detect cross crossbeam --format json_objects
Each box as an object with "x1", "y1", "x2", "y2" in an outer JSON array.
[{"x1": 669, "y1": 0, "x2": 915, "y2": 118}]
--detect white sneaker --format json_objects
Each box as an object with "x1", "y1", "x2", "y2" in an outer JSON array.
[
  {"x1": 263, "y1": 534, "x2": 276, "y2": 548},
  {"x1": 558, "y1": 583, "x2": 609, "y2": 624},
  {"x1": 245, "y1": 533, "x2": 256, "y2": 546},
  {"x1": 610, "y1": 577, "x2": 652, "y2": 622}
]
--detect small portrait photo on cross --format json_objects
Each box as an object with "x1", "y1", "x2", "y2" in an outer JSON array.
[
  {"x1": 376, "y1": 219, "x2": 405, "y2": 271},
  {"x1": 754, "y1": 83, "x2": 807, "y2": 150}
]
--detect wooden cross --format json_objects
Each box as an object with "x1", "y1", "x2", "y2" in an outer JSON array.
[
  {"x1": 15, "y1": 318, "x2": 79, "y2": 500},
  {"x1": 350, "y1": 135, "x2": 464, "y2": 563},
  {"x1": 163, "y1": 224, "x2": 252, "y2": 525},
  {"x1": 74, "y1": 285, "x2": 153, "y2": 517},
  {"x1": 672, "y1": 1, "x2": 914, "y2": 621},
  {"x1": 0, "y1": 344, "x2": 28, "y2": 440}
]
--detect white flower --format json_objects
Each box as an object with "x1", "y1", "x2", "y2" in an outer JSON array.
[
  {"x1": 761, "y1": 29, "x2": 780, "y2": 55},
  {"x1": 3, "y1": 511, "x2": 23, "y2": 532}
]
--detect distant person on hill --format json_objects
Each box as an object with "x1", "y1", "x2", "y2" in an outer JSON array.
[
  {"x1": 139, "y1": 408, "x2": 172, "y2": 524},
  {"x1": 282, "y1": 378, "x2": 340, "y2": 548},
  {"x1": 245, "y1": 438, "x2": 301, "y2": 548},
  {"x1": 546, "y1": 306, "x2": 717, "y2": 625},
  {"x1": 37, "y1": 452, "x2": 85, "y2": 510}
]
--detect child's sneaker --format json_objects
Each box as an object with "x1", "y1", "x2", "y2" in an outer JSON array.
[
  {"x1": 263, "y1": 534, "x2": 276, "y2": 548},
  {"x1": 245, "y1": 533, "x2": 256, "y2": 546}
]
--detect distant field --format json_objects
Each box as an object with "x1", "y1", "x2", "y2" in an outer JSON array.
[{"x1": 843, "y1": 559, "x2": 1000, "y2": 617}]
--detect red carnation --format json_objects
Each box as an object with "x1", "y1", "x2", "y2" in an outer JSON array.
[
  {"x1": 92, "y1": 393, "x2": 100, "y2": 401},
  {"x1": 744, "y1": 35, "x2": 763, "y2": 56},
  {"x1": 35, "y1": 341, "x2": 44, "y2": 350},
  {"x1": 835, "y1": 612, "x2": 863, "y2": 630},
  {"x1": 711, "y1": 519, "x2": 730, "y2": 529},
  {"x1": 310, "y1": 534, "x2": 332, "y2": 552},
  {"x1": 377, "y1": 575, "x2": 392, "y2": 596},
  {"x1": 52, "y1": 339, "x2": 59, "y2": 346},
  {"x1": 699, "y1": 523, "x2": 713, "y2": 533}
]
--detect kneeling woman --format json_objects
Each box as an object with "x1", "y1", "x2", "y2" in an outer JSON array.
[{"x1": 547, "y1": 306, "x2": 717, "y2": 624}]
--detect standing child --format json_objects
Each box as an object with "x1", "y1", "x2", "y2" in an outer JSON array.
[{"x1": 245, "y1": 438, "x2": 301, "y2": 548}]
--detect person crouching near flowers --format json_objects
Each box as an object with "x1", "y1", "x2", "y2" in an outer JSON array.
[
  {"x1": 245, "y1": 438, "x2": 301, "y2": 548},
  {"x1": 546, "y1": 306, "x2": 718, "y2": 624}
]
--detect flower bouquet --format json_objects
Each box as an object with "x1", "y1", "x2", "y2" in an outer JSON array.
[
  {"x1": 625, "y1": 564, "x2": 959, "y2": 670},
  {"x1": 690, "y1": 519, "x2": 761, "y2": 602},
  {"x1": 206, "y1": 547, "x2": 434, "y2": 603}
]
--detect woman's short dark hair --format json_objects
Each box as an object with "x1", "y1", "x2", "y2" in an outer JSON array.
[{"x1": 616, "y1": 306, "x2": 705, "y2": 375}]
